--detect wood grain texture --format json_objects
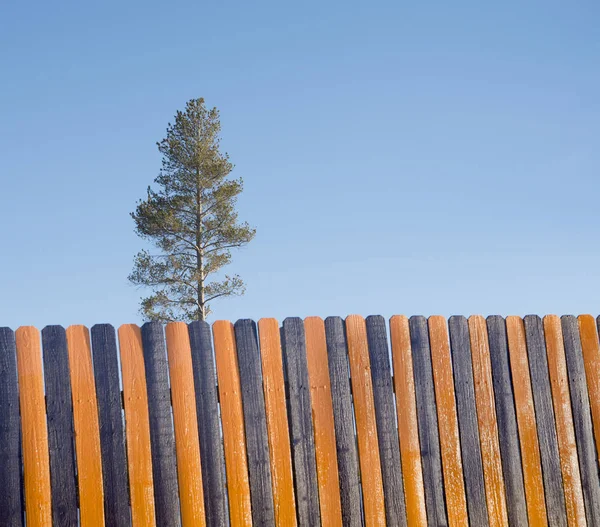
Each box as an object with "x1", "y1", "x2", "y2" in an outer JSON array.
[
  {"x1": 345, "y1": 314, "x2": 387, "y2": 526},
  {"x1": 543, "y1": 316, "x2": 586, "y2": 527},
  {"x1": 523, "y1": 315, "x2": 568, "y2": 527},
  {"x1": 305, "y1": 317, "x2": 343, "y2": 527},
  {"x1": 447, "y1": 316, "x2": 489, "y2": 527},
  {"x1": 165, "y1": 322, "x2": 206, "y2": 526},
  {"x1": 562, "y1": 316, "x2": 600, "y2": 525},
  {"x1": 324, "y1": 317, "x2": 363, "y2": 527},
  {"x1": 487, "y1": 315, "x2": 529, "y2": 526},
  {"x1": 41, "y1": 326, "x2": 78, "y2": 527},
  {"x1": 188, "y1": 321, "x2": 229, "y2": 527},
  {"x1": 579, "y1": 316, "x2": 600, "y2": 468},
  {"x1": 506, "y1": 316, "x2": 548, "y2": 527},
  {"x1": 213, "y1": 320, "x2": 252, "y2": 527},
  {"x1": 118, "y1": 324, "x2": 157, "y2": 527},
  {"x1": 141, "y1": 322, "x2": 181, "y2": 527},
  {"x1": 365, "y1": 315, "x2": 407, "y2": 527},
  {"x1": 91, "y1": 324, "x2": 132, "y2": 527},
  {"x1": 234, "y1": 319, "x2": 275, "y2": 526},
  {"x1": 15, "y1": 327, "x2": 52, "y2": 527},
  {"x1": 281, "y1": 317, "x2": 321, "y2": 527},
  {"x1": 409, "y1": 316, "x2": 448, "y2": 527},
  {"x1": 389, "y1": 316, "x2": 428, "y2": 527},
  {"x1": 0, "y1": 328, "x2": 23, "y2": 527},
  {"x1": 467, "y1": 316, "x2": 509, "y2": 527},
  {"x1": 66, "y1": 325, "x2": 105, "y2": 526},
  {"x1": 428, "y1": 316, "x2": 469, "y2": 527},
  {"x1": 258, "y1": 318, "x2": 297, "y2": 527}
]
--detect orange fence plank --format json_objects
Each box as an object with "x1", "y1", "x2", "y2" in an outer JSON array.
[
  {"x1": 578, "y1": 315, "x2": 600, "y2": 461},
  {"x1": 428, "y1": 316, "x2": 469, "y2": 527},
  {"x1": 389, "y1": 315, "x2": 428, "y2": 527},
  {"x1": 66, "y1": 326, "x2": 105, "y2": 526},
  {"x1": 345, "y1": 315, "x2": 387, "y2": 526},
  {"x1": 543, "y1": 315, "x2": 586, "y2": 527},
  {"x1": 506, "y1": 316, "x2": 548, "y2": 527},
  {"x1": 305, "y1": 317, "x2": 343, "y2": 526},
  {"x1": 165, "y1": 323, "x2": 206, "y2": 526},
  {"x1": 15, "y1": 327, "x2": 52, "y2": 527},
  {"x1": 257, "y1": 318, "x2": 297, "y2": 527},
  {"x1": 118, "y1": 324, "x2": 157, "y2": 527},
  {"x1": 213, "y1": 320, "x2": 252, "y2": 527},
  {"x1": 468, "y1": 316, "x2": 509, "y2": 527}
]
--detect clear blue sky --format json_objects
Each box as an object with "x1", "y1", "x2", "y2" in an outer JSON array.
[{"x1": 1, "y1": 1, "x2": 599, "y2": 328}]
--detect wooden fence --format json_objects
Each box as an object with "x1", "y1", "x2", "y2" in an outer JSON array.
[{"x1": 1, "y1": 315, "x2": 600, "y2": 526}]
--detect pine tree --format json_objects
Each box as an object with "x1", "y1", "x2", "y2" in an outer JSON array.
[{"x1": 129, "y1": 98, "x2": 255, "y2": 321}]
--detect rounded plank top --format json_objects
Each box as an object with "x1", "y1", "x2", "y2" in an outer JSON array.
[
  {"x1": 165, "y1": 323, "x2": 206, "y2": 526},
  {"x1": 118, "y1": 324, "x2": 157, "y2": 527},
  {"x1": 15, "y1": 326, "x2": 52, "y2": 527},
  {"x1": 428, "y1": 316, "x2": 469, "y2": 527},
  {"x1": 305, "y1": 317, "x2": 343, "y2": 527},
  {"x1": 66, "y1": 325, "x2": 105, "y2": 526},
  {"x1": 258, "y1": 318, "x2": 297, "y2": 527},
  {"x1": 345, "y1": 315, "x2": 387, "y2": 526},
  {"x1": 506, "y1": 316, "x2": 548, "y2": 527},
  {"x1": 213, "y1": 320, "x2": 253, "y2": 527},
  {"x1": 389, "y1": 316, "x2": 428, "y2": 527}
]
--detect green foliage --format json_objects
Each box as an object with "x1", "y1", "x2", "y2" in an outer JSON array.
[{"x1": 129, "y1": 98, "x2": 255, "y2": 321}]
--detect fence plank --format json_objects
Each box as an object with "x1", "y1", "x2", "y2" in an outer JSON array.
[
  {"x1": 118, "y1": 324, "x2": 157, "y2": 527},
  {"x1": 0, "y1": 328, "x2": 23, "y2": 527},
  {"x1": 506, "y1": 316, "x2": 548, "y2": 526},
  {"x1": 365, "y1": 315, "x2": 407, "y2": 527},
  {"x1": 188, "y1": 321, "x2": 229, "y2": 526},
  {"x1": 234, "y1": 319, "x2": 276, "y2": 526},
  {"x1": 41, "y1": 326, "x2": 78, "y2": 527},
  {"x1": 562, "y1": 316, "x2": 600, "y2": 525},
  {"x1": 66, "y1": 325, "x2": 105, "y2": 526},
  {"x1": 213, "y1": 320, "x2": 253, "y2": 527},
  {"x1": 409, "y1": 315, "x2": 447, "y2": 527},
  {"x1": 91, "y1": 324, "x2": 132, "y2": 527},
  {"x1": 467, "y1": 316, "x2": 509, "y2": 527},
  {"x1": 524, "y1": 315, "x2": 568, "y2": 527},
  {"x1": 15, "y1": 327, "x2": 52, "y2": 527},
  {"x1": 324, "y1": 317, "x2": 363, "y2": 527},
  {"x1": 487, "y1": 316, "x2": 529, "y2": 526},
  {"x1": 389, "y1": 316, "x2": 428, "y2": 526},
  {"x1": 305, "y1": 317, "x2": 343, "y2": 527},
  {"x1": 579, "y1": 316, "x2": 600, "y2": 467},
  {"x1": 428, "y1": 316, "x2": 469, "y2": 527},
  {"x1": 447, "y1": 316, "x2": 489, "y2": 526},
  {"x1": 165, "y1": 323, "x2": 206, "y2": 526},
  {"x1": 281, "y1": 317, "x2": 321, "y2": 527},
  {"x1": 345, "y1": 315, "x2": 387, "y2": 526},
  {"x1": 258, "y1": 318, "x2": 297, "y2": 527},
  {"x1": 543, "y1": 316, "x2": 586, "y2": 527},
  {"x1": 140, "y1": 322, "x2": 181, "y2": 527}
]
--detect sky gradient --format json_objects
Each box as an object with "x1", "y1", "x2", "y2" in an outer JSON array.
[{"x1": 1, "y1": 1, "x2": 599, "y2": 327}]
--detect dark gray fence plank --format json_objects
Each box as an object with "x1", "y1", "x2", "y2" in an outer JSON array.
[
  {"x1": 140, "y1": 321, "x2": 181, "y2": 527},
  {"x1": 524, "y1": 315, "x2": 568, "y2": 527},
  {"x1": 281, "y1": 317, "x2": 321, "y2": 527},
  {"x1": 365, "y1": 315, "x2": 407, "y2": 527},
  {"x1": 562, "y1": 316, "x2": 600, "y2": 525},
  {"x1": 90, "y1": 324, "x2": 132, "y2": 527},
  {"x1": 324, "y1": 317, "x2": 363, "y2": 527},
  {"x1": 486, "y1": 316, "x2": 529, "y2": 526},
  {"x1": 235, "y1": 319, "x2": 276, "y2": 526},
  {"x1": 409, "y1": 316, "x2": 448, "y2": 527},
  {"x1": 41, "y1": 326, "x2": 78, "y2": 526},
  {"x1": 448, "y1": 316, "x2": 489, "y2": 527},
  {"x1": 0, "y1": 328, "x2": 23, "y2": 527},
  {"x1": 188, "y1": 321, "x2": 229, "y2": 526}
]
